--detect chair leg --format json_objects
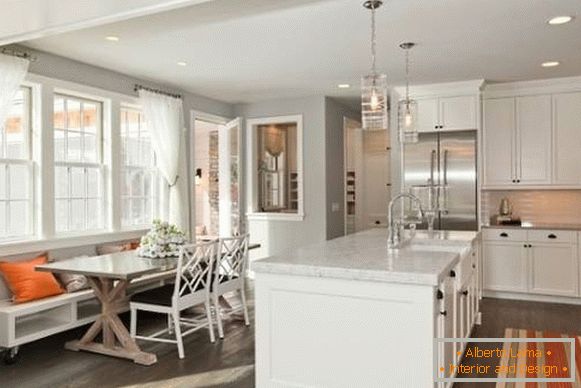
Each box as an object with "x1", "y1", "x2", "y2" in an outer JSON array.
[
  {"x1": 173, "y1": 310, "x2": 185, "y2": 359},
  {"x1": 240, "y1": 287, "x2": 250, "y2": 326},
  {"x1": 213, "y1": 293, "x2": 224, "y2": 339},
  {"x1": 205, "y1": 297, "x2": 216, "y2": 343},
  {"x1": 167, "y1": 314, "x2": 174, "y2": 335},
  {"x1": 130, "y1": 308, "x2": 137, "y2": 337}
]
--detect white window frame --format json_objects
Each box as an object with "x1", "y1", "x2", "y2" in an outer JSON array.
[
  {"x1": 0, "y1": 86, "x2": 34, "y2": 242},
  {"x1": 246, "y1": 114, "x2": 304, "y2": 222},
  {"x1": 120, "y1": 105, "x2": 161, "y2": 229},
  {"x1": 53, "y1": 93, "x2": 106, "y2": 234}
]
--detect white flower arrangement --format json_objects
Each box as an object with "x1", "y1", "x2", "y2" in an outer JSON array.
[{"x1": 137, "y1": 219, "x2": 187, "y2": 258}]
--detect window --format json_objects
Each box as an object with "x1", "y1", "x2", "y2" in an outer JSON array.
[
  {"x1": 120, "y1": 107, "x2": 158, "y2": 227},
  {"x1": 0, "y1": 87, "x2": 33, "y2": 240},
  {"x1": 54, "y1": 94, "x2": 104, "y2": 233},
  {"x1": 247, "y1": 115, "x2": 303, "y2": 220}
]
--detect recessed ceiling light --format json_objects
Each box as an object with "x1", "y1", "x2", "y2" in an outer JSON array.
[
  {"x1": 105, "y1": 35, "x2": 120, "y2": 42},
  {"x1": 548, "y1": 16, "x2": 573, "y2": 25},
  {"x1": 542, "y1": 61, "x2": 560, "y2": 68},
  {"x1": 177, "y1": 61, "x2": 187, "y2": 66},
  {"x1": 338, "y1": 84, "x2": 351, "y2": 89}
]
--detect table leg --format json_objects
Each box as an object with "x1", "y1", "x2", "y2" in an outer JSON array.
[{"x1": 65, "y1": 277, "x2": 157, "y2": 366}]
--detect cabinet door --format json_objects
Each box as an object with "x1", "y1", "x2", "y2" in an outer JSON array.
[
  {"x1": 553, "y1": 92, "x2": 581, "y2": 185},
  {"x1": 416, "y1": 98, "x2": 438, "y2": 132},
  {"x1": 437, "y1": 277, "x2": 455, "y2": 379},
  {"x1": 516, "y1": 95, "x2": 552, "y2": 184},
  {"x1": 439, "y1": 96, "x2": 477, "y2": 131},
  {"x1": 529, "y1": 243, "x2": 578, "y2": 297},
  {"x1": 483, "y1": 241, "x2": 527, "y2": 292},
  {"x1": 483, "y1": 98, "x2": 515, "y2": 186}
]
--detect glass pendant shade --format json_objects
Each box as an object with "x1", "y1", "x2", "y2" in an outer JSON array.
[
  {"x1": 361, "y1": 73, "x2": 388, "y2": 130},
  {"x1": 398, "y1": 98, "x2": 418, "y2": 143}
]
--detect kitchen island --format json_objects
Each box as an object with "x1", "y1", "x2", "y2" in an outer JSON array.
[{"x1": 252, "y1": 228, "x2": 480, "y2": 388}]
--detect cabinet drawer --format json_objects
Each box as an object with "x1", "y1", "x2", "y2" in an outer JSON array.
[
  {"x1": 482, "y1": 228, "x2": 527, "y2": 242},
  {"x1": 528, "y1": 230, "x2": 576, "y2": 244}
]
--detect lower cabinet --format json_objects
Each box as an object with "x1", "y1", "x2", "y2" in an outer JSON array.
[
  {"x1": 483, "y1": 229, "x2": 579, "y2": 298},
  {"x1": 529, "y1": 243, "x2": 578, "y2": 297},
  {"x1": 483, "y1": 242, "x2": 528, "y2": 292}
]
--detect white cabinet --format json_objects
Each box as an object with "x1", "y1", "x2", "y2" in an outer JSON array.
[
  {"x1": 483, "y1": 98, "x2": 515, "y2": 186},
  {"x1": 417, "y1": 95, "x2": 477, "y2": 132},
  {"x1": 483, "y1": 95, "x2": 552, "y2": 187},
  {"x1": 483, "y1": 241, "x2": 528, "y2": 292},
  {"x1": 517, "y1": 95, "x2": 552, "y2": 185},
  {"x1": 553, "y1": 92, "x2": 581, "y2": 185},
  {"x1": 483, "y1": 228, "x2": 580, "y2": 298},
  {"x1": 529, "y1": 243, "x2": 578, "y2": 297}
]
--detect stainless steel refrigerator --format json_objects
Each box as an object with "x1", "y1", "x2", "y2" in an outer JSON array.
[{"x1": 403, "y1": 130, "x2": 477, "y2": 231}]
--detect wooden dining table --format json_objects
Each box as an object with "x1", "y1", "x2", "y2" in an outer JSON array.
[
  {"x1": 36, "y1": 242, "x2": 260, "y2": 365},
  {"x1": 37, "y1": 251, "x2": 177, "y2": 365}
]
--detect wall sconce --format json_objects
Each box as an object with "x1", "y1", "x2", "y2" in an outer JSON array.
[{"x1": 195, "y1": 168, "x2": 202, "y2": 185}]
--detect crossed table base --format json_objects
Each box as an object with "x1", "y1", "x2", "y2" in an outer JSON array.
[{"x1": 65, "y1": 277, "x2": 157, "y2": 366}]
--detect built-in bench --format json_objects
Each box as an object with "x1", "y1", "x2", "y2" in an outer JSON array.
[{"x1": 0, "y1": 265, "x2": 175, "y2": 363}]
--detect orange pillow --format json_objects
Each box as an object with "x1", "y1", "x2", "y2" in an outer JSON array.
[{"x1": 0, "y1": 255, "x2": 64, "y2": 303}]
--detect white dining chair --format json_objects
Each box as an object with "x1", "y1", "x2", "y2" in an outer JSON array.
[
  {"x1": 212, "y1": 234, "x2": 250, "y2": 339},
  {"x1": 130, "y1": 240, "x2": 217, "y2": 359}
]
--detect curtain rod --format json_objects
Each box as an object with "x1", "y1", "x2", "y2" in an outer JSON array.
[
  {"x1": 134, "y1": 84, "x2": 182, "y2": 99},
  {"x1": 0, "y1": 47, "x2": 37, "y2": 62}
]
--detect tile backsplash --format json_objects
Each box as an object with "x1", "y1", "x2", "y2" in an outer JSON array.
[{"x1": 482, "y1": 190, "x2": 581, "y2": 226}]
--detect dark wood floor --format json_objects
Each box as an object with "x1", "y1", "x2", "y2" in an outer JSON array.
[{"x1": 2, "y1": 291, "x2": 580, "y2": 388}]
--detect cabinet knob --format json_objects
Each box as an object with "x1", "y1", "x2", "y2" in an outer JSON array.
[
  {"x1": 437, "y1": 290, "x2": 444, "y2": 300},
  {"x1": 472, "y1": 264, "x2": 476, "y2": 269},
  {"x1": 516, "y1": 179, "x2": 521, "y2": 183},
  {"x1": 462, "y1": 290, "x2": 469, "y2": 296},
  {"x1": 450, "y1": 270, "x2": 456, "y2": 277},
  {"x1": 440, "y1": 310, "x2": 447, "y2": 316},
  {"x1": 548, "y1": 234, "x2": 557, "y2": 239},
  {"x1": 500, "y1": 232, "x2": 508, "y2": 238}
]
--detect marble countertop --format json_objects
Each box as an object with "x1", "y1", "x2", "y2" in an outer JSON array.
[
  {"x1": 252, "y1": 229, "x2": 479, "y2": 286},
  {"x1": 482, "y1": 223, "x2": 581, "y2": 231}
]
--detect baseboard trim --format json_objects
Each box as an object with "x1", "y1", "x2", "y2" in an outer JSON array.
[{"x1": 483, "y1": 290, "x2": 581, "y2": 305}]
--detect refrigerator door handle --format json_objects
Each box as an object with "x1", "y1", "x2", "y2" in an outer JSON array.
[
  {"x1": 430, "y1": 149, "x2": 437, "y2": 185},
  {"x1": 443, "y1": 149, "x2": 449, "y2": 186}
]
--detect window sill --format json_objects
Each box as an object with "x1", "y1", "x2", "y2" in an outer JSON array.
[
  {"x1": 246, "y1": 212, "x2": 305, "y2": 222},
  {"x1": 0, "y1": 229, "x2": 148, "y2": 257}
]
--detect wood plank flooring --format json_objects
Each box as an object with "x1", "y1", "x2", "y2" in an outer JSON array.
[{"x1": 2, "y1": 290, "x2": 580, "y2": 388}]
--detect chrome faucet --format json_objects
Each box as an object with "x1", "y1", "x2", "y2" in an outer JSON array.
[{"x1": 387, "y1": 193, "x2": 425, "y2": 249}]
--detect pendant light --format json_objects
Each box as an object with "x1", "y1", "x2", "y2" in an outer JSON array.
[
  {"x1": 398, "y1": 42, "x2": 418, "y2": 143},
  {"x1": 361, "y1": 1, "x2": 388, "y2": 131}
]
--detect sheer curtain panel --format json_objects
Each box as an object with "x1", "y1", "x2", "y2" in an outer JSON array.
[
  {"x1": 0, "y1": 54, "x2": 29, "y2": 129},
  {"x1": 138, "y1": 90, "x2": 188, "y2": 233}
]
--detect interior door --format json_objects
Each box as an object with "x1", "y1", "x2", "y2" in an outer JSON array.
[
  {"x1": 439, "y1": 130, "x2": 477, "y2": 231},
  {"x1": 218, "y1": 118, "x2": 243, "y2": 237}
]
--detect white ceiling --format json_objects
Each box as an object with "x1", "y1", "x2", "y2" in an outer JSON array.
[{"x1": 24, "y1": 0, "x2": 581, "y2": 106}]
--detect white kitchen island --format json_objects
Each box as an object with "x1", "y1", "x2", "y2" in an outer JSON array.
[{"x1": 252, "y1": 229, "x2": 481, "y2": 388}]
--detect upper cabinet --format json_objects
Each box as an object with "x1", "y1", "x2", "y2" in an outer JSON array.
[
  {"x1": 483, "y1": 94, "x2": 552, "y2": 187},
  {"x1": 553, "y1": 92, "x2": 581, "y2": 185},
  {"x1": 417, "y1": 95, "x2": 477, "y2": 132}
]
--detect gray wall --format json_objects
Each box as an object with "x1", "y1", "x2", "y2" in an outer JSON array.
[
  {"x1": 234, "y1": 96, "x2": 327, "y2": 259},
  {"x1": 324, "y1": 97, "x2": 360, "y2": 240}
]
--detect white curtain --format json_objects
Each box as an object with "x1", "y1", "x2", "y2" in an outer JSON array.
[
  {"x1": 0, "y1": 54, "x2": 29, "y2": 128},
  {"x1": 138, "y1": 90, "x2": 188, "y2": 233}
]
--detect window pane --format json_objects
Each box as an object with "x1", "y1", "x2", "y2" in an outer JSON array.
[
  {"x1": 0, "y1": 202, "x2": 6, "y2": 236},
  {"x1": 83, "y1": 133, "x2": 97, "y2": 162},
  {"x1": 9, "y1": 201, "x2": 27, "y2": 236},
  {"x1": 9, "y1": 164, "x2": 28, "y2": 200},
  {"x1": 54, "y1": 129, "x2": 66, "y2": 161},
  {"x1": 55, "y1": 166, "x2": 69, "y2": 198},
  {"x1": 4, "y1": 89, "x2": 26, "y2": 159},
  {"x1": 143, "y1": 198, "x2": 152, "y2": 225},
  {"x1": 55, "y1": 199, "x2": 69, "y2": 232},
  {"x1": 71, "y1": 199, "x2": 85, "y2": 230},
  {"x1": 67, "y1": 99, "x2": 81, "y2": 131},
  {"x1": 67, "y1": 131, "x2": 81, "y2": 161},
  {"x1": 131, "y1": 199, "x2": 143, "y2": 223},
  {"x1": 83, "y1": 103, "x2": 98, "y2": 133},
  {"x1": 87, "y1": 168, "x2": 100, "y2": 197},
  {"x1": 0, "y1": 164, "x2": 5, "y2": 200},
  {"x1": 70, "y1": 167, "x2": 86, "y2": 198},
  {"x1": 122, "y1": 198, "x2": 131, "y2": 226},
  {"x1": 130, "y1": 170, "x2": 144, "y2": 197},
  {"x1": 54, "y1": 97, "x2": 66, "y2": 129},
  {"x1": 86, "y1": 199, "x2": 100, "y2": 230}
]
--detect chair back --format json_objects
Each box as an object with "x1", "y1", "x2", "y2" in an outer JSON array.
[
  {"x1": 213, "y1": 234, "x2": 249, "y2": 289},
  {"x1": 174, "y1": 240, "x2": 217, "y2": 308}
]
